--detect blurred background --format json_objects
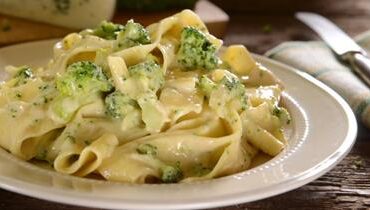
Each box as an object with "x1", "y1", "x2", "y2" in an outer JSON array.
[{"x1": 0, "y1": 0, "x2": 369, "y2": 54}]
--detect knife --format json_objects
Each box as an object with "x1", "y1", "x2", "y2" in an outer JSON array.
[{"x1": 295, "y1": 12, "x2": 370, "y2": 86}]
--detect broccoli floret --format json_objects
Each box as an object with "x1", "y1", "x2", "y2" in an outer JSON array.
[
  {"x1": 128, "y1": 59, "x2": 164, "y2": 92},
  {"x1": 56, "y1": 61, "x2": 112, "y2": 96},
  {"x1": 176, "y1": 27, "x2": 220, "y2": 70},
  {"x1": 197, "y1": 75, "x2": 216, "y2": 96},
  {"x1": 105, "y1": 91, "x2": 138, "y2": 119},
  {"x1": 116, "y1": 20, "x2": 151, "y2": 49},
  {"x1": 51, "y1": 61, "x2": 112, "y2": 122},
  {"x1": 14, "y1": 66, "x2": 34, "y2": 86},
  {"x1": 203, "y1": 70, "x2": 248, "y2": 115},
  {"x1": 92, "y1": 21, "x2": 124, "y2": 40},
  {"x1": 160, "y1": 164, "x2": 183, "y2": 183},
  {"x1": 219, "y1": 72, "x2": 248, "y2": 110},
  {"x1": 136, "y1": 143, "x2": 157, "y2": 156},
  {"x1": 273, "y1": 105, "x2": 291, "y2": 125},
  {"x1": 220, "y1": 71, "x2": 246, "y2": 98}
]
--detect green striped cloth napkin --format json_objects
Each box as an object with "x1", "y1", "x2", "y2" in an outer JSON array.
[{"x1": 265, "y1": 31, "x2": 370, "y2": 128}]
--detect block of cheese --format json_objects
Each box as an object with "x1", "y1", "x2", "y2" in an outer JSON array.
[
  {"x1": 222, "y1": 45, "x2": 257, "y2": 75},
  {"x1": 0, "y1": 0, "x2": 116, "y2": 29}
]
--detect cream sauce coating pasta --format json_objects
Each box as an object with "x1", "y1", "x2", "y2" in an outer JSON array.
[{"x1": 0, "y1": 10, "x2": 290, "y2": 184}]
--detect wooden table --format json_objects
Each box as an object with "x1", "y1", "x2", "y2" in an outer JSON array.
[{"x1": 1, "y1": 0, "x2": 370, "y2": 209}]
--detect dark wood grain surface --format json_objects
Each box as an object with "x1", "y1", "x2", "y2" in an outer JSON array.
[{"x1": 1, "y1": 0, "x2": 370, "y2": 209}]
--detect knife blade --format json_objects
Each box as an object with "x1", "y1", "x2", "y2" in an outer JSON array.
[{"x1": 295, "y1": 12, "x2": 370, "y2": 87}]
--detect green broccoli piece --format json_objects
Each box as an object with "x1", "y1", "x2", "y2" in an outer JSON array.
[
  {"x1": 176, "y1": 26, "x2": 220, "y2": 71},
  {"x1": 220, "y1": 72, "x2": 246, "y2": 98},
  {"x1": 273, "y1": 105, "x2": 291, "y2": 125},
  {"x1": 116, "y1": 20, "x2": 151, "y2": 49},
  {"x1": 13, "y1": 66, "x2": 34, "y2": 86},
  {"x1": 136, "y1": 143, "x2": 157, "y2": 156},
  {"x1": 219, "y1": 72, "x2": 248, "y2": 110},
  {"x1": 56, "y1": 61, "x2": 112, "y2": 96},
  {"x1": 128, "y1": 59, "x2": 164, "y2": 92},
  {"x1": 51, "y1": 61, "x2": 112, "y2": 121},
  {"x1": 92, "y1": 21, "x2": 124, "y2": 40},
  {"x1": 161, "y1": 164, "x2": 183, "y2": 183},
  {"x1": 197, "y1": 75, "x2": 216, "y2": 96},
  {"x1": 202, "y1": 71, "x2": 248, "y2": 114},
  {"x1": 105, "y1": 91, "x2": 138, "y2": 119}
]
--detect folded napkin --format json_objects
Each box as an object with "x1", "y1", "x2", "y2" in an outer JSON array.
[{"x1": 265, "y1": 30, "x2": 370, "y2": 129}]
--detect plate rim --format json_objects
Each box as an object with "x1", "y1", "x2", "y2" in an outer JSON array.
[{"x1": 0, "y1": 40, "x2": 358, "y2": 210}]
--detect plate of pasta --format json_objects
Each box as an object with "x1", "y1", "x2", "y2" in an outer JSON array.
[{"x1": 0, "y1": 10, "x2": 357, "y2": 210}]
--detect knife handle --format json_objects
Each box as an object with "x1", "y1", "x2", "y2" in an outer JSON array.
[{"x1": 348, "y1": 52, "x2": 370, "y2": 87}]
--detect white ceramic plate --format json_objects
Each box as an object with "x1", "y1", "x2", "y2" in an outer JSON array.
[{"x1": 0, "y1": 40, "x2": 357, "y2": 210}]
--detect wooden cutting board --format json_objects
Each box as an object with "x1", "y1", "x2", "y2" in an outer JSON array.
[{"x1": 0, "y1": 0, "x2": 228, "y2": 46}]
